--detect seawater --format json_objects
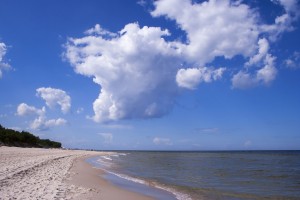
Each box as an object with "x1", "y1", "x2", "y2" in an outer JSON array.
[{"x1": 88, "y1": 151, "x2": 300, "y2": 200}]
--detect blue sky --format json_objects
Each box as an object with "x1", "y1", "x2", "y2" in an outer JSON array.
[{"x1": 0, "y1": 0, "x2": 299, "y2": 150}]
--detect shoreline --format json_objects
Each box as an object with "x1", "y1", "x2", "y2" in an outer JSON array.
[
  {"x1": 86, "y1": 156, "x2": 179, "y2": 200},
  {"x1": 66, "y1": 155, "x2": 154, "y2": 200}
]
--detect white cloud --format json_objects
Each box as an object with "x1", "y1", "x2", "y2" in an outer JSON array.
[
  {"x1": 36, "y1": 87, "x2": 71, "y2": 114},
  {"x1": 97, "y1": 133, "x2": 113, "y2": 144},
  {"x1": 64, "y1": 0, "x2": 298, "y2": 122},
  {"x1": 246, "y1": 38, "x2": 269, "y2": 66},
  {"x1": 30, "y1": 115, "x2": 67, "y2": 131},
  {"x1": 232, "y1": 54, "x2": 277, "y2": 89},
  {"x1": 152, "y1": 0, "x2": 296, "y2": 89},
  {"x1": 232, "y1": 39, "x2": 277, "y2": 89},
  {"x1": 76, "y1": 107, "x2": 84, "y2": 114},
  {"x1": 101, "y1": 124, "x2": 132, "y2": 130},
  {"x1": 285, "y1": 51, "x2": 300, "y2": 69},
  {"x1": 285, "y1": 59, "x2": 295, "y2": 68},
  {"x1": 153, "y1": 137, "x2": 172, "y2": 145},
  {"x1": 84, "y1": 24, "x2": 117, "y2": 37},
  {"x1": 262, "y1": 0, "x2": 299, "y2": 41},
  {"x1": 65, "y1": 23, "x2": 182, "y2": 122},
  {"x1": 0, "y1": 42, "x2": 11, "y2": 79},
  {"x1": 232, "y1": 71, "x2": 257, "y2": 89},
  {"x1": 16, "y1": 103, "x2": 67, "y2": 131},
  {"x1": 176, "y1": 67, "x2": 225, "y2": 89},
  {"x1": 151, "y1": 0, "x2": 259, "y2": 65},
  {"x1": 137, "y1": 0, "x2": 147, "y2": 7},
  {"x1": 244, "y1": 140, "x2": 252, "y2": 148},
  {"x1": 17, "y1": 103, "x2": 45, "y2": 116},
  {"x1": 0, "y1": 43, "x2": 7, "y2": 61},
  {"x1": 197, "y1": 128, "x2": 219, "y2": 134},
  {"x1": 17, "y1": 88, "x2": 69, "y2": 131},
  {"x1": 257, "y1": 54, "x2": 277, "y2": 85},
  {"x1": 0, "y1": 114, "x2": 7, "y2": 118},
  {"x1": 277, "y1": 0, "x2": 299, "y2": 13}
]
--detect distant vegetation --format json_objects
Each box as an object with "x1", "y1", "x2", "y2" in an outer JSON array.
[{"x1": 0, "y1": 124, "x2": 61, "y2": 148}]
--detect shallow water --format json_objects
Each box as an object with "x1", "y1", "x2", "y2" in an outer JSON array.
[{"x1": 89, "y1": 151, "x2": 300, "y2": 200}]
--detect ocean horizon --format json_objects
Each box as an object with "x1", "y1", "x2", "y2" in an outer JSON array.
[{"x1": 88, "y1": 150, "x2": 300, "y2": 200}]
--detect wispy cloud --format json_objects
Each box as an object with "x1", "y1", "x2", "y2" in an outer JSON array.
[
  {"x1": 244, "y1": 140, "x2": 252, "y2": 148},
  {"x1": 153, "y1": 137, "x2": 172, "y2": 145},
  {"x1": 0, "y1": 42, "x2": 11, "y2": 79},
  {"x1": 285, "y1": 51, "x2": 300, "y2": 69},
  {"x1": 196, "y1": 128, "x2": 219, "y2": 134},
  {"x1": 97, "y1": 133, "x2": 113, "y2": 144},
  {"x1": 76, "y1": 107, "x2": 84, "y2": 114},
  {"x1": 101, "y1": 124, "x2": 132, "y2": 130}
]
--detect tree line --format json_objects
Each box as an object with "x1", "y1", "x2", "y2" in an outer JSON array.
[{"x1": 0, "y1": 124, "x2": 61, "y2": 148}]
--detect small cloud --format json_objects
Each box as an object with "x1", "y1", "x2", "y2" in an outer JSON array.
[
  {"x1": 16, "y1": 103, "x2": 45, "y2": 116},
  {"x1": 244, "y1": 140, "x2": 252, "y2": 148},
  {"x1": 176, "y1": 67, "x2": 225, "y2": 90},
  {"x1": 284, "y1": 51, "x2": 300, "y2": 69},
  {"x1": 102, "y1": 124, "x2": 132, "y2": 130},
  {"x1": 84, "y1": 24, "x2": 117, "y2": 38},
  {"x1": 0, "y1": 113, "x2": 8, "y2": 118},
  {"x1": 231, "y1": 71, "x2": 257, "y2": 89},
  {"x1": 76, "y1": 107, "x2": 84, "y2": 114},
  {"x1": 153, "y1": 137, "x2": 172, "y2": 145},
  {"x1": 16, "y1": 91, "x2": 68, "y2": 131},
  {"x1": 0, "y1": 42, "x2": 11, "y2": 79},
  {"x1": 36, "y1": 87, "x2": 71, "y2": 114},
  {"x1": 232, "y1": 54, "x2": 277, "y2": 89},
  {"x1": 196, "y1": 128, "x2": 219, "y2": 134},
  {"x1": 246, "y1": 38, "x2": 269, "y2": 66},
  {"x1": 97, "y1": 133, "x2": 113, "y2": 144},
  {"x1": 137, "y1": 0, "x2": 147, "y2": 7},
  {"x1": 30, "y1": 116, "x2": 67, "y2": 131}
]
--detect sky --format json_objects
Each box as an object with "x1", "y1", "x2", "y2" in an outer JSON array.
[{"x1": 0, "y1": 0, "x2": 299, "y2": 150}]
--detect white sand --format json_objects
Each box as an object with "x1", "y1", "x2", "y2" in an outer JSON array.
[{"x1": 0, "y1": 146, "x2": 112, "y2": 200}]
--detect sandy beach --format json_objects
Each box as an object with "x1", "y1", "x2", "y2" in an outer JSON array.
[{"x1": 0, "y1": 146, "x2": 153, "y2": 200}]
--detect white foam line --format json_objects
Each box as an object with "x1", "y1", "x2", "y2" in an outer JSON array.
[
  {"x1": 92, "y1": 154, "x2": 192, "y2": 199},
  {"x1": 103, "y1": 169, "x2": 192, "y2": 200},
  {"x1": 155, "y1": 185, "x2": 192, "y2": 200},
  {"x1": 102, "y1": 156, "x2": 113, "y2": 160}
]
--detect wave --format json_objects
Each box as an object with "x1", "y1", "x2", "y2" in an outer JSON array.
[
  {"x1": 96, "y1": 165, "x2": 191, "y2": 200},
  {"x1": 102, "y1": 156, "x2": 113, "y2": 161},
  {"x1": 93, "y1": 153, "x2": 192, "y2": 200}
]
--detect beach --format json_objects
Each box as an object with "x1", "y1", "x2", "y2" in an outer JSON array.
[
  {"x1": 0, "y1": 146, "x2": 153, "y2": 200},
  {"x1": 1, "y1": 147, "x2": 300, "y2": 200}
]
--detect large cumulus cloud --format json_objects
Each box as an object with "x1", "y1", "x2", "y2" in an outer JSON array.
[
  {"x1": 65, "y1": 23, "x2": 183, "y2": 122},
  {"x1": 64, "y1": 0, "x2": 299, "y2": 122}
]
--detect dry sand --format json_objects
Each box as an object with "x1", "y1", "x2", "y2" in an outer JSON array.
[{"x1": 0, "y1": 146, "x2": 153, "y2": 200}]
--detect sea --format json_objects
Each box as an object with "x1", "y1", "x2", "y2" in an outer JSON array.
[{"x1": 87, "y1": 151, "x2": 300, "y2": 200}]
